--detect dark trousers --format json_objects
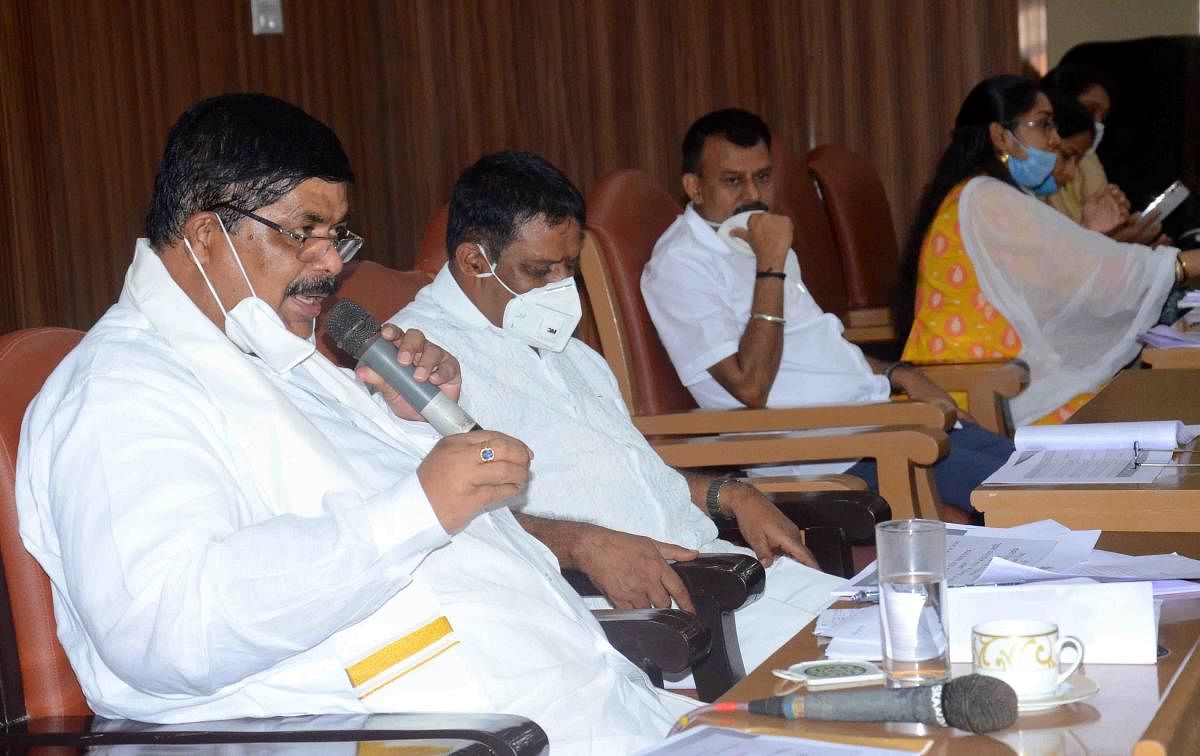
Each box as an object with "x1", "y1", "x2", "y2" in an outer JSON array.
[{"x1": 845, "y1": 422, "x2": 1014, "y2": 516}]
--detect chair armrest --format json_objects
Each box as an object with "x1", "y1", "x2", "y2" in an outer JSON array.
[
  {"x1": 717, "y1": 492, "x2": 889, "y2": 578},
  {"x1": 632, "y1": 400, "x2": 953, "y2": 435},
  {"x1": 649, "y1": 427, "x2": 948, "y2": 521},
  {"x1": 648, "y1": 426, "x2": 948, "y2": 469},
  {"x1": 563, "y1": 554, "x2": 764, "y2": 614},
  {"x1": 670, "y1": 553, "x2": 765, "y2": 612},
  {"x1": 566, "y1": 555, "x2": 763, "y2": 702},
  {"x1": 767, "y1": 490, "x2": 890, "y2": 544},
  {"x1": 4, "y1": 713, "x2": 550, "y2": 755},
  {"x1": 916, "y1": 361, "x2": 1029, "y2": 436},
  {"x1": 594, "y1": 608, "x2": 711, "y2": 687},
  {"x1": 742, "y1": 473, "x2": 869, "y2": 493}
]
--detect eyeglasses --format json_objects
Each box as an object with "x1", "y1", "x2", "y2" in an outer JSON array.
[
  {"x1": 209, "y1": 203, "x2": 363, "y2": 262},
  {"x1": 1007, "y1": 116, "x2": 1057, "y2": 136}
]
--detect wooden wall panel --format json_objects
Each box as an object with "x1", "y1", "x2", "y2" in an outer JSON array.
[{"x1": 0, "y1": 0, "x2": 1018, "y2": 333}]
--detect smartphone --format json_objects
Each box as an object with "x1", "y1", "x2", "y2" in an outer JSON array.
[{"x1": 1141, "y1": 180, "x2": 1190, "y2": 221}]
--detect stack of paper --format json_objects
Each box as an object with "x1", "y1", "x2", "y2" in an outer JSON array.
[
  {"x1": 1140, "y1": 324, "x2": 1200, "y2": 349},
  {"x1": 981, "y1": 421, "x2": 1199, "y2": 485},
  {"x1": 817, "y1": 520, "x2": 1200, "y2": 663}
]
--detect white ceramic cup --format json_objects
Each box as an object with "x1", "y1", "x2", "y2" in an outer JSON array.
[{"x1": 971, "y1": 619, "x2": 1084, "y2": 699}]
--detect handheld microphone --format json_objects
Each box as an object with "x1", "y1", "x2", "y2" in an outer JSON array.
[
  {"x1": 746, "y1": 674, "x2": 1017, "y2": 734},
  {"x1": 325, "y1": 300, "x2": 482, "y2": 436}
]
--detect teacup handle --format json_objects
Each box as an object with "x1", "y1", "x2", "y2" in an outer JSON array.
[{"x1": 1055, "y1": 636, "x2": 1084, "y2": 685}]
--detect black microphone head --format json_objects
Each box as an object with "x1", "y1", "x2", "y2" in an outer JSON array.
[
  {"x1": 941, "y1": 674, "x2": 1018, "y2": 733},
  {"x1": 325, "y1": 300, "x2": 380, "y2": 359}
]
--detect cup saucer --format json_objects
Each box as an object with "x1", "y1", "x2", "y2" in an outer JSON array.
[{"x1": 1017, "y1": 673, "x2": 1099, "y2": 713}]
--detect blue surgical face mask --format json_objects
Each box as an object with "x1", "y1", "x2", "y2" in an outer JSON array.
[
  {"x1": 1031, "y1": 173, "x2": 1058, "y2": 197},
  {"x1": 1005, "y1": 131, "x2": 1058, "y2": 193}
]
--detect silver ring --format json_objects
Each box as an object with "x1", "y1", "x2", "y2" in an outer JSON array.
[{"x1": 480, "y1": 446, "x2": 495, "y2": 463}]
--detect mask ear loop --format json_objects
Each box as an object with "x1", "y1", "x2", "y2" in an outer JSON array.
[
  {"x1": 183, "y1": 236, "x2": 231, "y2": 318},
  {"x1": 472, "y1": 243, "x2": 521, "y2": 297},
  {"x1": 213, "y1": 213, "x2": 260, "y2": 299}
]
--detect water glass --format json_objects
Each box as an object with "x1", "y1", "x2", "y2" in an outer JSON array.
[{"x1": 876, "y1": 519, "x2": 950, "y2": 687}]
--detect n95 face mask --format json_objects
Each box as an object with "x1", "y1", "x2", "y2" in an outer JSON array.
[{"x1": 475, "y1": 246, "x2": 582, "y2": 352}]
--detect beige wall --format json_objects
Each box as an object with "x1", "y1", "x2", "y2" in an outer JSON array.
[{"x1": 1047, "y1": 0, "x2": 1199, "y2": 66}]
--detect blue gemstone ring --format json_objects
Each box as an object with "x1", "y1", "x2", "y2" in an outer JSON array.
[{"x1": 480, "y1": 446, "x2": 496, "y2": 463}]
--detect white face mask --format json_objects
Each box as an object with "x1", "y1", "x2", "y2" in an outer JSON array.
[
  {"x1": 474, "y1": 245, "x2": 582, "y2": 352},
  {"x1": 183, "y1": 216, "x2": 315, "y2": 373},
  {"x1": 1086, "y1": 121, "x2": 1105, "y2": 156}
]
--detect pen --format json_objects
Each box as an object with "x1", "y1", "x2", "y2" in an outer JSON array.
[{"x1": 849, "y1": 581, "x2": 1027, "y2": 603}]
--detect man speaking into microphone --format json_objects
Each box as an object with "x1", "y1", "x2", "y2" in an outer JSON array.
[{"x1": 15, "y1": 94, "x2": 691, "y2": 754}]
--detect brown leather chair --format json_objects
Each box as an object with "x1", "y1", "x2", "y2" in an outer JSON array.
[
  {"x1": 807, "y1": 145, "x2": 1029, "y2": 436},
  {"x1": 582, "y1": 168, "x2": 969, "y2": 521},
  {"x1": 414, "y1": 203, "x2": 451, "y2": 277},
  {"x1": 806, "y1": 144, "x2": 903, "y2": 315},
  {"x1": 773, "y1": 147, "x2": 850, "y2": 321},
  {"x1": 0, "y1": 326, "x2": 698, "y2": 741}
]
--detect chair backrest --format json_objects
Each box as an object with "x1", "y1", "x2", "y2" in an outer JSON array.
[
  {"x1": 772, "y1": 146, "x2": 851, "y2": 319},
  {"x1": 806, "y1": 144, "x2": 902, "y2": 311},
  {"x1": 0, "y1": 327, "x2": 91, "y2": 721},
  {"x1": 414, "y1": 203, "x2": 450, "y2": 277},
  {"x1": 317, "y1": 261, "x2": 436, "y2": 366},
  {"x1": 584, "y1": 169, "x2": 698, "y2": 417}
]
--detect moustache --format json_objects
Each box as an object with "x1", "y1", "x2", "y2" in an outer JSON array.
[
  {"x1": 285, "y1": 275, "x2": 340, "y2": 298},
  {"x1": 733, "y1": 201, "x2": 770, "y2": 215}
]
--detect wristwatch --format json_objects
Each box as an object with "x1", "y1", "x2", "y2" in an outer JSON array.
[{"x1": 706, "y1": 476, "x2": 740, "y2": 519}]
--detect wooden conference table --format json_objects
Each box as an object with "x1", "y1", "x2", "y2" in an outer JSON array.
[
  {"x1": 707, "y1": 532, "x2": 1200, "y2": 755},
  {"x1": 971, "y1": 369, "x2": 1200, "y2": 530}
]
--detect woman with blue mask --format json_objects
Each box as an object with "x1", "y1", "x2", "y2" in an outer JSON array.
[{"x1": 896, "y1": 75, "x2": 1200, "y2": 426}]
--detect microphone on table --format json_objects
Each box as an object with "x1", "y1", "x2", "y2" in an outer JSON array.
[
  {"x1": 325, "y1": 299, "x2": 482, "y2": 436},
  {"x1": 746, "y1": 674, "x2": 1017, "y2": 734}
]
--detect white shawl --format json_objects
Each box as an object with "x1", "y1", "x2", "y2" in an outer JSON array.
[{"x1": 958, "y1": 178, "x2": 1176, "y2": 425}]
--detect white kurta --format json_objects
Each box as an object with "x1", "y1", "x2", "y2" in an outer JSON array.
[
  {"x1": 391, "y1": 266, "x2": 845, "y2": 676},
  {"x1": 16, "y1": 242, "x2": 685, "y2": 755},
  {"x1": 642, "y1": 206, "x2": 891, "y2": 476}
]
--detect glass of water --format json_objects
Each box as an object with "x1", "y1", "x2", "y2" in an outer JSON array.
[{"x1": 876, "y1": 519, "x2": 950, "y2": 688}]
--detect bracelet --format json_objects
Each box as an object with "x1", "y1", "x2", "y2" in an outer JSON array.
[
  {"x1": 752, "y1": 312, "x2": 786, "y2": 325},
  {"x1": 756, "y1": 270, "x2": 787, "y2": 280},
  {"x1": 705, "y1": 476, "x2": 739, "y2": 519},
  {"x1": 1176, "y1": 258, "x2": 1187, "y2": 283},
  {"x1": 883, "y1": 360, "x2": 912, "y2": 383}
]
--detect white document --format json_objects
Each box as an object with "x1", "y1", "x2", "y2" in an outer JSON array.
[
  {"x1": 836, "y1": 522, "x2": 1100, "y2": 595},
  {"x1": 635, "y1": 725, "x2": 917, "y2": 755},
  {"x1": 983, "y1": 421, "x2": 1199, "y2": 485},
  {"x1": 1014, "y1": 421, "x2": 1199, "y2": 451},
  {"x1": 1140, "y1": 324, "x2": 1200, "y2": 348},
  {"x1": 946, "y1": 581, "x2": 1157, "y2": 664}
]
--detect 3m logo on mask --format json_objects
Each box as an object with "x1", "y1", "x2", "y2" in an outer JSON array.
[{"x1": 474, "y1": 245, "x2": 583, "y2": 352}]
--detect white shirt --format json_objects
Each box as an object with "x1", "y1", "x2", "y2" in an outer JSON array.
[
  {"x1": 391, "y1": 266, "x2": 718, "y2": 548},
  {"x1": 643, "y1": 205, "x2": 890, "y2": 410},
  {"x1": 16, "y1": 243, "x2": 679, "y2": 754},
  {"x1": 642, "y1": 206, "x2": 891, "y2": 475}
]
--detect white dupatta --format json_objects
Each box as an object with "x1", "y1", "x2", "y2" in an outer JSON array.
[{"x1": 958, "y1": 178, "x2": 1177, "y2": 425}]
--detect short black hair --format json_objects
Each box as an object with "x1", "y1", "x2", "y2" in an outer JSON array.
[
  {"x1": 145, "y1": 93, "x2": 354, "y2": 248},
  {"x1": 446, "y1": 150, "x2": 585, "y2": 262},
  {"x1": 681, "y1": 108, "x2": 772, "y2": 175}
]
